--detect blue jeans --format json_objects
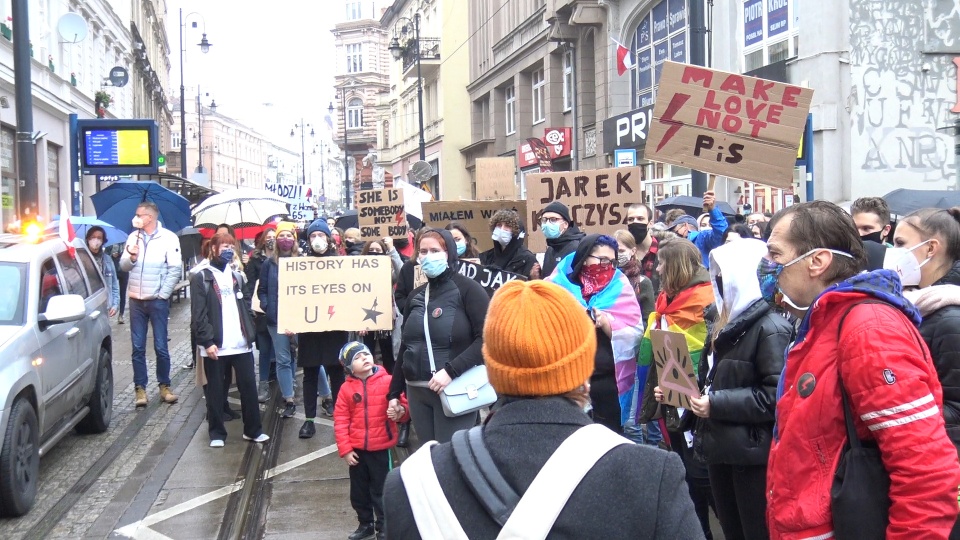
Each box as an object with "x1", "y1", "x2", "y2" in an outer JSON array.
[
  {"x1": 268, "y1": 326, "x2": 295, "y2": 400},
  {"x1": 256, "y1": 329, "x2": 275, "y2": 382},
  {"x1": 130, "y1": 298, "x2": 171, "y2": 388},
  {"x1": 317, "y1": 365, "x2": 331, "y2": 398}
]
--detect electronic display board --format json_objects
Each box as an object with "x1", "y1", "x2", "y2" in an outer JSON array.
[{"x1": 76, "y1": 119, "x2": 160, "y2": 175}]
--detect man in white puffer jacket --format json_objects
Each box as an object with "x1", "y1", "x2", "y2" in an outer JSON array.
[{"x1": 120, "y1": 201, "x2": 182, "y2": 407}]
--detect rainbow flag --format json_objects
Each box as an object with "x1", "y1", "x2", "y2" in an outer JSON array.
[{"x1": 636, "y1": 282, "x2": 714, "y2": 423}]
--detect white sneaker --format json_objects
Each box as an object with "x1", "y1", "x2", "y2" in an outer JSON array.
[
  {"x1": 210, "y1": 439, "x2": 225, "y2": 448},
  {"x1": 243, "y1": 433, "x2": 270, "y2": 443}
]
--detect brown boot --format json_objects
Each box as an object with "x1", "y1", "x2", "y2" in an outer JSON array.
[
  {"x1": 159, "y1": 384, "x2": 178, "y2": 404},
  {"x1": 134, "y1": 386, "x2": 147, "y2": 407}
]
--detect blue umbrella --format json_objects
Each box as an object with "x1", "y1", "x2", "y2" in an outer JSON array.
[
  {"x1": 47, "y1": 216, "x2": 129, "y2": 246},
  {"x1": 91, "y1": 181, "x2": 191, "y2": 234}
]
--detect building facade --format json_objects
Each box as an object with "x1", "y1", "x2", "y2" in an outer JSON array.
[
  {"x1": 377, "y1": 0, "x2": 471, "y2": 201},
  {"x1": 332, "y1": 0, "x2": 391, "y2": 209},
  {"x1": 0, "y1": 0, "x2": 158, "y2": 229},
  {"x1": 462, "y1": 0, "x2": 611, "y2": 199}
]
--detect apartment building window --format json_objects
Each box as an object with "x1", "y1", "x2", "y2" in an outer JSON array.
[
  {"x1": 347, "y1": 98, "x2": 363, "y2": 129},
  {"x1": 505, "y1": 85, "x2": 516, "y2": 135},
  {"x1": 171, "y1": 131, "x2": 181, "y2": 149},
  {"x1": 346, "y1": 43, "x2": 363, "y2": 73},
  {"x1": 346, "y1": 2, "x2": 362, "y2": 20},
  {"x1": 562, "y1": 51, "x2": 573, "y2": 112},
  {"x1": 532, "y1": 69, "x2": 545, "y2": 124},
  {"x1": 741, "y1": 0, "x2": 799, "y2": 71}
]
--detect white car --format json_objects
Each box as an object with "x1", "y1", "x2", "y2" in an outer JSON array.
[{"x1": 0, "y1": 230, "x2": 113, "y2": 516}]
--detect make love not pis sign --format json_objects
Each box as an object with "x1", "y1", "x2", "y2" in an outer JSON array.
[{"x1": 646, "y1": 61, "x2": 813, "y2": 189}]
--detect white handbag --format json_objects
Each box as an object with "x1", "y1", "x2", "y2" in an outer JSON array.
[{"x1": 423, "y1": 284, "x2": 497, "y2": 417}]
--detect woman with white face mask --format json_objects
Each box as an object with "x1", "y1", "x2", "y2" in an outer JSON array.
[{"x1": 888, "y1": 208, "x2": 960, "y2": 460}]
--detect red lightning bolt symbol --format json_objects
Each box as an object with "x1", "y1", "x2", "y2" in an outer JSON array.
[
  {"x1": 655, "y1": 93, "x2": 691, "y2": 153},
  {"x1": 395, "y1": 208, "x2": 404, "y2": 226},
  {"x1": 328, "y1": 305, "x2": 336, "y2": 319}
]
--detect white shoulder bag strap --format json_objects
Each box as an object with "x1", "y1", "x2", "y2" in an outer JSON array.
[
  {"x1": 423, "y1": 283, "x2": 436, "y2": 374},
  {"x1": 400, "y1": 441, "x2": 470, "y2": 540},
  {"x1": 495, "y1": 424, "x2": 632, "y2": 540}
]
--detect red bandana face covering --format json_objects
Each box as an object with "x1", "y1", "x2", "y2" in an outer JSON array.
[{"x1": 580, "y1": 264, "x2": 615, "y2": 299}]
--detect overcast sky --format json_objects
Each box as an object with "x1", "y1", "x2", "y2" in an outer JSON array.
[{"x1": 165, "y1": 0, "x2": 339, "y2": 151}]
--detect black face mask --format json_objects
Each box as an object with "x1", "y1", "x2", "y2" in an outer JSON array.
[
  {"x1": 861, "y1": 230, "x2": 884, "y2": 244},
  {"x1": 393, "y1": 237, "x2": 409, "y2": 248},
  {"x1": 628, "y1": 223, "x2": 649, "y2": 245}
]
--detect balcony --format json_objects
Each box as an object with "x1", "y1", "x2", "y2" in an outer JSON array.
[{"x1": 400, "y1": 37, "x2": 440, "y2": 80}]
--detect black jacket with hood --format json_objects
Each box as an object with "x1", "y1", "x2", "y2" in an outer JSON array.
[
  {"x1": 389, "y1": 229, "x2": 490, "y2": 400},
  {"x1": 911, "y1": 261, "x2": 960, "y2": 453},
  {"x1": 479, "y1": 234, "x2": 538, "y2": 278},
  {"x1": 541, "y1": 225, "x2": 585, "y2": 278},
  {"x1": 693, "y1": 239, "x2": 794, "y2": 466}
]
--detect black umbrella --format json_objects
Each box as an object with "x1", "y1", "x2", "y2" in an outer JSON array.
[
  {"x1": 178, "y1": 227, "x2": 203, "y2": 262},
  {"x1": 335, "y1": 210, "x2": 359, "y2": 231},
  {"x1": 655, "y1": 196, "x2": 737, "y2": 217},
  {"x1": 882, "y1": 189, "x2": 960, "y2": 216}
]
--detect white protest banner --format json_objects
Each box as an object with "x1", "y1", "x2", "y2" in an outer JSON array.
[
  {"x1": 475, "y1": 157, "x2": 517, "y2": 200},
  {"x1": 357, "y1": 188, "x2": 407, "y2": 239},
  {"x1": 277, "y1": 256, "x2": 393, "y2": 333},
  {"x1": 421, "y1": 200, "x2": 528, "y2": 252},
  {"x1": 646, "y1": 61, "x2": 813, "y2": 189},
  {"x1": 524, "y1": 166, "x2": 642, "y2": 253},
  {"x1": 395, "y1": 179, "x2": 433, "y2": 220},
  {"x1": 266, "y1": 181, "x2": 312, "y2": 221}
]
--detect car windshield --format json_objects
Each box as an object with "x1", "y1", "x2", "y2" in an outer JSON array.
[{"x1": 0, "y1": 262, "x2": 26, "y2": 326}]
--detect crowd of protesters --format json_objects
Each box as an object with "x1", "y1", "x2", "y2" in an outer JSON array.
[{"x1": 171, "y1": 192, "x2": 960, "y2": 540}]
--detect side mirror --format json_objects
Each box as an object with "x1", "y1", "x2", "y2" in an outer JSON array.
[{"x1": 38, "y1": 294, "x2": 86, "y2": 329}]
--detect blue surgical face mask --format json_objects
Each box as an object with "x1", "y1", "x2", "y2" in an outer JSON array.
[
  {"x1": 542, "y1": 221, "x2": 561, "y2": 239},
  {"x1": 219, "y1": 248, "x2": 235, "y2": 264},
  {"x1": 455, "y1": 241, "x2": 467, "y2": 257},
  {"x1": 492, "y1": 227, "x2": 513, "y2": 247},
  {"x1": 419, "y1": 252, "x2": 449, "y2": 278},
  {"x1": 756, "y1": 248, "x2": 854, "y2": 311}
]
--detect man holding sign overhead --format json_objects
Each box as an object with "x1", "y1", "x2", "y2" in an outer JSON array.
[{"x1": 666, "y1": 190, "x2": 729, "y2": 269}]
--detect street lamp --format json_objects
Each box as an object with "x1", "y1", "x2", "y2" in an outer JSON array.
[
  {"x1": 313, "y1": 142, "x2": 330, "y2": 213},
  {"x1": 330, "y1": 99, "x2": 351, "y2": 209},
  {"x1": 179, "y1": 9, "x2": 212, "y2": 180},
  {"x1": 290, "y1": 121, "x2": 314, "y2": 185},
  {"x1": 194, "y1": 87, "x2": 215, "y2": 175},
  {"x1": 388, "y1": 13, "x2": 426, "y2": 161}
]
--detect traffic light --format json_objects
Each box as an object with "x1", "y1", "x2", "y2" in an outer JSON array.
[{"x1": 157, "y1": 154, "x2": 166, "y2": 166}]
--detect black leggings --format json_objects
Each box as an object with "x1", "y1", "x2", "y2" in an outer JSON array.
[{"x1": 363, "y1": 333, "x2": 395, "y2": 374}]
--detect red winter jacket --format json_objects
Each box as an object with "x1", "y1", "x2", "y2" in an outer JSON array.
[
  {"x1": 767, "y1": 281, "x2": 960, "y2": 540},
  {"x1": 335, "y1": 368, "x2": 409, "y2": 456}
]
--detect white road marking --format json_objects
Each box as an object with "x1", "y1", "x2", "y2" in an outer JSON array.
[
  {"x1": 113, "y1": 429, "x2": 340, "y2": 536},
  {"x1": 265, "y1": 444, "x2": 339, "y2": 479}
]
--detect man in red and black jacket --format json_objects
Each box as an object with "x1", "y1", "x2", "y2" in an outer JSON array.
[{"x1": 763, "y1": 201, "x2": 960, "y2": 539}]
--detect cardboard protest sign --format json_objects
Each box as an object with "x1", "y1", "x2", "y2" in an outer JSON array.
[
  {"x1": 475, "y1": 157, "x2": 517, "y2": 200},
  {"x1": 646, "y1": 61, "x2": 813, "y2": 189},
  {"x1": 524, "y1": 166, "x2": 642, "y2": 253},
  {"x1": 357, "y1": 188, "x2": 407, "y2": 239},
  {"x1": 651, "y1": 329, "x2": 701, "y2": 409},
  {"x1": 277, "y1": 256, "x2": 393, "y2": 333},
  {"x1": 395, "y1": 179, "x2": 433, "y2": 220},
  {"x1": 421, "y1": 200, "x2": 528, "y2": 253},
  {"x1": 457, "y1": 260, "x2": 526, "y2": 296},
  {"x1": 266, "y1": 182, "x2": 312, "y2": 221}
]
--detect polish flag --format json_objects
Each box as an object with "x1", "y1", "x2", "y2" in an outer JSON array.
[
  {"x1": 59, "y1": 201, "x2": 75, "y2": 257},
  {"x1": 614, "y1": 39, "x2": 634, "y2": 76}
]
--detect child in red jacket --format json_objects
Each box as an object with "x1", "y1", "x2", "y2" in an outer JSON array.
[{"x1": 335, "y1": 342, "x2": 408, "y2": 540}]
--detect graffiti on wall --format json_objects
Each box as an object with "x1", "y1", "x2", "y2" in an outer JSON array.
[{"x1": 849, "y1": 0, "x2": 958, "y2": 191}]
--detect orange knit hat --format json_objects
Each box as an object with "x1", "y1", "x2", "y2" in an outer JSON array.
[{"x1": 483, "y1": 280, "x2": 596, "y2": 396}]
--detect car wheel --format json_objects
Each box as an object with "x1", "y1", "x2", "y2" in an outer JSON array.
[
  {"x1": 0, "y1": 398, "x2": 39, "y2": 517},
  {"x1": 76, "y1": 348, "x2": 113, "y2": 434}
]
